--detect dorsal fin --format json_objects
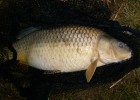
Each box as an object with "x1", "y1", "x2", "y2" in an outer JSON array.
[{"x1": 17, "y1": 26, "x2": 41, "y2": 39}]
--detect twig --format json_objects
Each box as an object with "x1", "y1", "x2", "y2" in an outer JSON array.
[
  {"x1": 111, "y1": 3, "x2": 123, "y2": 20},
  {"x1": 110, "y1": 72, "x2": 130, "y2": 88}
]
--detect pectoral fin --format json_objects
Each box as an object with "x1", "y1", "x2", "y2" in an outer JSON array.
[{"x1": 85, "y1": 59, "x2": 98, "y2": 83}]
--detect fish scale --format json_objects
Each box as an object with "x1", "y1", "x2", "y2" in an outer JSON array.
[
  {"x1": 13, "y1": 25, "x2": 100, "y2": 72},
  {"x1": 11, "y1": 25, "x2": 132, "y2": 82},
  {"x1": 12, "y1": 25, "x2": 131, "y2": 77}
]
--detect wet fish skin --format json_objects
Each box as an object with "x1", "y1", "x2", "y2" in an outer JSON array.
[
  {"x1": 13, "y1": 25, "x2": 101, "y2": 72},
  {"x1": 11, "y1": 25, "x2": 131, "y2": 82}
]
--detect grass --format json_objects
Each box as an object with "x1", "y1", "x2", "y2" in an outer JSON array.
[{"x1": 114, "y1": 0, "x2": 140, "y2": 28}]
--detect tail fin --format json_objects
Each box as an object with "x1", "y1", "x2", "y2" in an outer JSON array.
[
  {"x1": 0, "y1": 34, "x2": 17, "y2": 82},
  {"x1": 0, "y1": 48, "x2": 9, "y2": 64},
  {"x1": 0, "y1": 33, "x2": 17, "y2": 63}
]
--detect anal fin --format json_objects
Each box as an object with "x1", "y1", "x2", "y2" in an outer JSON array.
[{"x1": 85, "y1": 59, "x2": 98, "y2": 83}]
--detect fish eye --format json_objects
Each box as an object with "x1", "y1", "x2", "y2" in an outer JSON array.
[{"x1": 118, "y1": 42, "x2": 125, "y2": 48}]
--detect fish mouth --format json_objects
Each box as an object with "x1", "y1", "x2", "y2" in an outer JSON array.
[{"x1": 97, "y1": 49, "x2": 132, "y2": 67}]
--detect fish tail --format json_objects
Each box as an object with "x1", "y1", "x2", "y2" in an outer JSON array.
[
  {"x1": 0, "y1": 48, "x2": 15, "y2": 63},
  {"x1": 0, "y1": 33, "x2": 18, "y2": 79},
  {"x1": 0, "y1": 33, "x2": 17, "y2": 64}
]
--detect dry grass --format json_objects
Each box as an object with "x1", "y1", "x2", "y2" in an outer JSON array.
[{"x1": 111, "y1": 0, "x2": 140, "y2": 28}]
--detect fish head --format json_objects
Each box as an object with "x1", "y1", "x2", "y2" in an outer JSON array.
[
  {"x1": 98, "y1": 35, "x2": 132, "y2": 64},
  {"x1": 111, "y1": 38, "x2": 132, "y2": 60}
]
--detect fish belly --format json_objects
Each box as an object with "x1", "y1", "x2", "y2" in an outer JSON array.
[
  {"x1": 13, "y1": 25, "x2": 102, "y2": 72},
  {"x1": 28, "y1": 44, "x2": 94, "y2": 72}
]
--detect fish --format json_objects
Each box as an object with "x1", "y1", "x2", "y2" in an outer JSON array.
[{"x1": 8, "y1": 25, "x2": 132, "y2": 82}]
